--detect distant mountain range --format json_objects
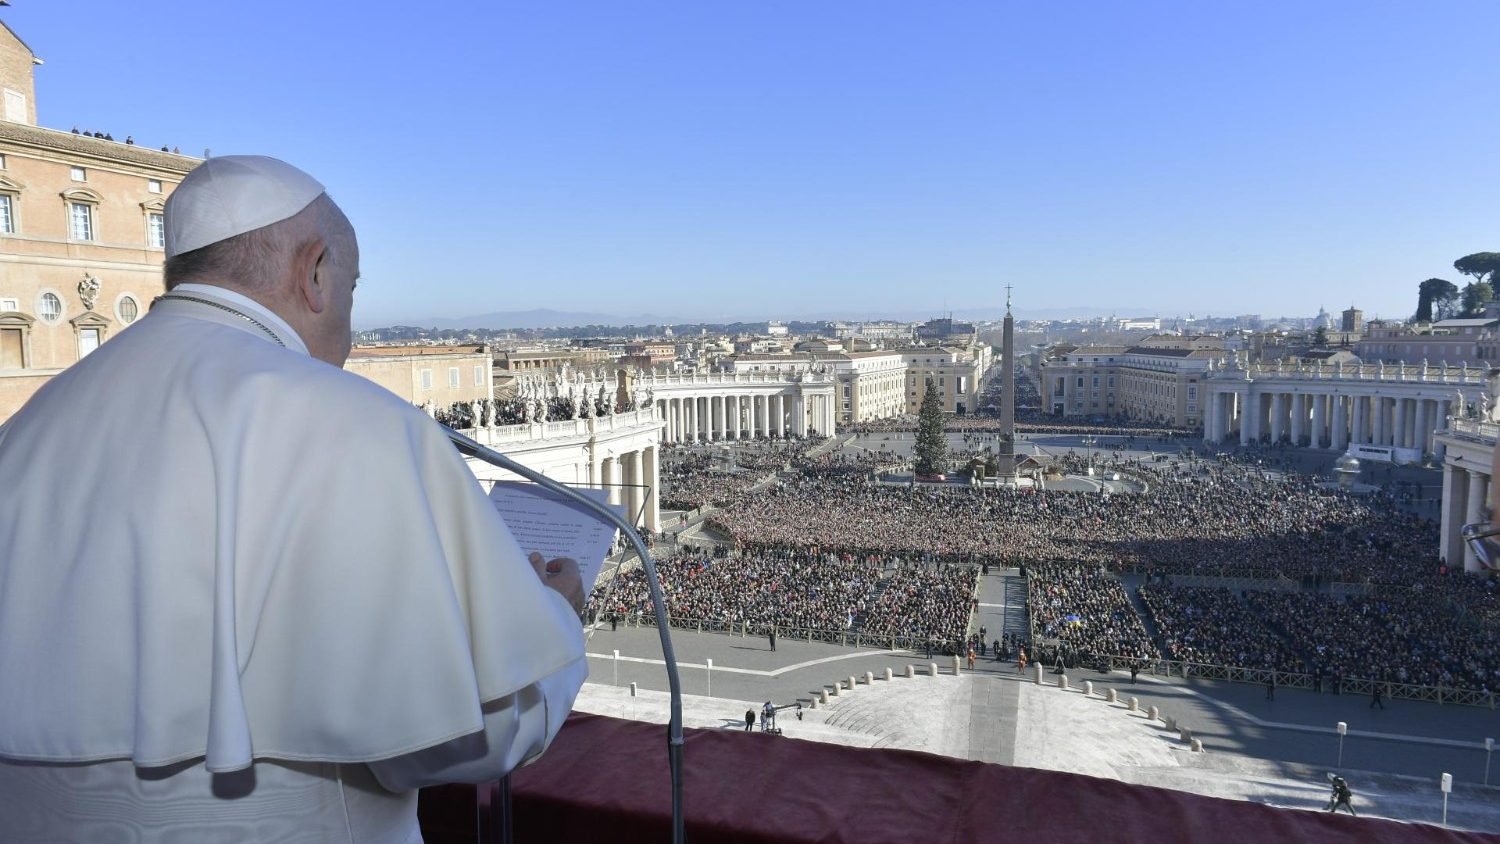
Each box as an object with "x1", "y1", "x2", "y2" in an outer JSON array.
[
  {"x1": 386, "y1": 309, "x2": 690, "y2": 331},
  {"x1": 358, "y1": 304, "x2": 1160, "y2": 331}
]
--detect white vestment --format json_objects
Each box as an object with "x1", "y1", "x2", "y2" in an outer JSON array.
[{"x1": 0, "y1": 285, "x2": 588, "y2": 842}]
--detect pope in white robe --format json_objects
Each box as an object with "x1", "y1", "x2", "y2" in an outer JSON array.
[{"x1": 0, "y1": 156, "x2": 588, "y2": 843}]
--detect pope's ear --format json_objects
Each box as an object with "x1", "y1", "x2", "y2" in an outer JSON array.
[{"x1": 294, "y1": 238, "x2": 330, "y2": 314}]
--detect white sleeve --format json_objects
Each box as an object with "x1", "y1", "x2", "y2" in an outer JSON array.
[{"x1": 366, "y1": 594, "x2": 589, "y2": 793}]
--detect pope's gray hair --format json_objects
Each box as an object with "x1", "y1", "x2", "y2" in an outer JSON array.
[{"x1": 163, "y1": 194, "x2": 353, "y2": 292}]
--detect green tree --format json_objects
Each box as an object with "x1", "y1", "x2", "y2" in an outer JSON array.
[
  {"x1": 1415, "y1": 278, "x2": 1459, "y2": 322},
  {"x1": 1312, "y1": 325, "x2": 1328, "y2": 346},
  {"x1": 1454, "y1": 252, "x2": 1500, "y2": 290},
  {"x1": 1460, "y1": 281, "x2": 1494, "y2": 317},
  {"x1": 914, "y1": 378, "x2": 947, "y2": 476}
]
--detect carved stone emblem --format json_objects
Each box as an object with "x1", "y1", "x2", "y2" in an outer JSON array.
[{"x1": 78, "y1": 275, "x2": 101, "y2": 311}]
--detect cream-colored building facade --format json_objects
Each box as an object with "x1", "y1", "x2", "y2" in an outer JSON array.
[
  {"x1": 726, "y1": 346, "x2": 989, "y2": 422},
  {"x1": 903, "y1": 346, "x2": 991, "y2": 415},
  {"x1": 1042, "y1": 343, "x2": 1216, "y2": 427},
  {"x1": 344, "y1": 345, "x2": 494, "y2": 407},
  {"x1": 0, "y1": 22, "x2": 198, "y2": 422}
]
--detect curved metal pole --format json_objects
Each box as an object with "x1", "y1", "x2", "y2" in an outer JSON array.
[{"x1": 447, "y1": 428, "x2": 686, "y2": 844}]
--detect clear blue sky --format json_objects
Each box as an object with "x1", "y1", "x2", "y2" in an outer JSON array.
[{"x1": 7, "y1": 2, "x2": 1498, "y2": 327}]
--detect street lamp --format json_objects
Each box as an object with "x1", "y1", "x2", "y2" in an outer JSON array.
[
  {"x1": 1081, "y1": 435, "x2": 1098, "y2": 476},
  {"x1": 1486, "y1": 737, "x2": 1494, "y2": 787},
  {"x1": 1441, "y1": 772, "x2": 1452, "y2": 828},
  {"x1": 1336, "y1": 721, "x2": 1347, "y2": 768},
  {"x1": 706, "y1": 657, "x2": 713, "y2": 697}
]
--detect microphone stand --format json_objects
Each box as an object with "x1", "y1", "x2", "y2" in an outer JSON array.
[{"x1": 446, "y1": 428, "x2": 686, "y2": 844}]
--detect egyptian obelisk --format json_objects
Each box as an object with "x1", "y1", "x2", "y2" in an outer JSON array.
[{"x1": 996, "y1": 285, "x2": 1017, "y2": 480}]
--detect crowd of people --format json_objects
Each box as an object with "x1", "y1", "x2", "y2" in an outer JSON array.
[
  {"x1": 658, "y1": 440, "x2": 813, "y2": 511},
  {"x1": 587, "y1": 548, "x2": 978, "y2": 647},
  {"x1": 643, "y1": 430, "x2": 1497, "y2": 696},
  {"x1": 1247, "y1": 587, "x2": 1499, "y2": 693},
  {"x1": 1137, "y1": 584, "x2": 1308, "y2": 674},
  {"x1": 703, "y1": 462, "x2": 1437, "y2": 585},
  {"x1": 1027, "y1": 563, "x2": 1158, "y2": 667}
]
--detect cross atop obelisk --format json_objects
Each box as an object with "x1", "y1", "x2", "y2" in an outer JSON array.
[{"x1": 1005, "y1": 284, "x2": 1013, "y2": 315}]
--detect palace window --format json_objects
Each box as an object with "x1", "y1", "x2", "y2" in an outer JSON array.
[
  {"x1": 69, "y1": 201, "x2": 94, "y2": 241},
  {"x1": 37, "y1": 291, "x2": 63, "y2": 323},
  {"x1": 116, "y1": 295, "x2": 140, "y2": 325},
  {"x1": 147, "y1": 212, "x2": 165, "y2": 248},
  {"x1": 0, "y1": 194, "x2": 12, "y2": 234}
]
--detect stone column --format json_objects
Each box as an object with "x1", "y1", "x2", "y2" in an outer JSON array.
[
  {"x1": 773, "y1": 395, "x2": 785, "y2": 437},
  {"x1": 642, "y1": 445, "x2": 660, "y2": 531},
  {"x1": 1435, "y1": 400, "x2": 1451, "y2": 461},
  {"x1": 602, "y1": 456, "x2": 620, "y2": 508},
  {"x1": 1440, "y1": 464, "x2": 1467, "y2": 570},
  {"x1": 1466, "y1": 469, "x2": 1489, "y2": 572},
  {"x1": 1392, "y1": 398, "x2": 1407, "y2": 450},
  {"x1": 1369, "y1": 396, "x2": 1384, "y2": 446},
  {"x1": 1309, "y1": 393, "x2": 1325, "y2": 449},
  {"x1": 1239, "y1": 390, "x2": 1253, "y2": 445},
  {"x1": 1331, "y1": 395, "x2": 1348, "y2": 451},
  {"x1": 1269, "y1": 393, "x2": 1286, "y2": 442},
  {"x1": 729, "y1": 395, "x2": 741, "y2": 440},
  {"x1": 626, "y1": 449, "x2": 645, "y2": 527},
  {"x1": 1202, "y1": 390, "x2": 1214, "y2": 443},
  {"x1": 1289, "y1": 394, "x2": 1305, "y2": 445},
  {"x1": 668, "y1": 398, "x2": 679, "y2": 443},
  {"x1": 1413, "y1": 399, "x2": 1430, "y2": 455},
  {"x1": 1346, "y1": 395, "x2": 1361, "y2": 446},
  {"x1": 758, "y1": 395, "x2": 770, "y2": 437}
]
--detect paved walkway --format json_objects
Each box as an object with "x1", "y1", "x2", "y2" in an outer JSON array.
[{"x1": 585, "y1": 623, "x2": 1500, "y2": 786}]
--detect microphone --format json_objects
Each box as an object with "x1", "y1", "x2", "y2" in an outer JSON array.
[{"x1": 445, "y1": 428, "x2": 687, "y2": 844}]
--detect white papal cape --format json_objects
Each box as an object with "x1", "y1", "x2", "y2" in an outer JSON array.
[{"x1": 0, "y1": 285, "x2": 587, "y2": 842}]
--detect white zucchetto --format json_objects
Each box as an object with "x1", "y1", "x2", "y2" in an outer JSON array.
[{"x1": 164, "y1": 155, "x2": 325, "y2": 257}]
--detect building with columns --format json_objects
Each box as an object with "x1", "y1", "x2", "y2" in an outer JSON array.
[
  {"x1": 457, "y1": 407, "x2": 663, "y2": 532},
  {"x1": 725, "y1": 349, "x2": 907, "y2": 424},
  {"x1": 514, "y1": 368, "x2": 839, "y2": 446},
  {"x1": 1203, "y1": 357, "x2": 1488, "y2": 460},
  {"x1": 645, "y1": 371, "x2": 838, "y2": 443},
  {"x1": 1435, "y1": 418, "x2": 1495, "y2": 573}
]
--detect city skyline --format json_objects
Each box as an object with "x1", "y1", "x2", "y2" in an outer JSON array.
[{"x1": 6, "y1": 2, "x2": 1497, "y2": 327}]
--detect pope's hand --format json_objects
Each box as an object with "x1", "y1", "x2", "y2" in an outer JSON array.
[{"x1": 529, "y1": 552, "x2": 584, "y2": 615}]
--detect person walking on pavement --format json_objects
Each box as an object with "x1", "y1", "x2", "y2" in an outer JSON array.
[
  {"x1": 1130, "y1": 663, "x2": 1139, "y2": 684},
  {"x1": 744, "y1": 710, "x2": 755, "y2": 732},
  {"x1": 1370, "y1": 685, "x2": 1385, "y2": 710},
  {"x1": 768, "y1": 628, "x2": 776, "y2": 652},
  {"x1": 1265, "y1": 673, "x2": 1276, "y2": 701},
  {"x1": 1327, "y1": 775, "x2": 1356, "y2": 816}
]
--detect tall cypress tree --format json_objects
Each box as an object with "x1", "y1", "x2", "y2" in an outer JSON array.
[{"x1": 914, "y1": 378, "x2": 947, "y2": 476}]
